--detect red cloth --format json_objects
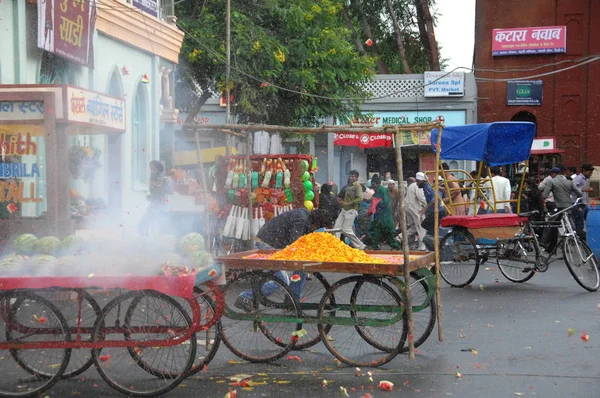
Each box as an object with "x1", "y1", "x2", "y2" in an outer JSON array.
[
  {"x1": 368, "y1": 197, "x2": 381, "y2": 216},
  {"x1": 441, "y1": 214, "x2": 528, "y2": 229}
]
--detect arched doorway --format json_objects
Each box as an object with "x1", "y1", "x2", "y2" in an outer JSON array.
[
  {"x1": 106, "y1": 69, "x2": 124, "y2": 210},
  {"x1": 511, "y1": 111, "x2": 537, "y2": 136}
]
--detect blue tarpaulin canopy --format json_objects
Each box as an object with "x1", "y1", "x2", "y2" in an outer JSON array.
[{"x1": 430, "y1": 122, "x2": 536, "y2": 166}]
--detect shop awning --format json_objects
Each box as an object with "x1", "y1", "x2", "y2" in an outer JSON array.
[{"x1": 530, "y1": 137, "x2": 564, "y2": 155}]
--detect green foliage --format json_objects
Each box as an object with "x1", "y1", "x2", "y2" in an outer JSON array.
[{"x1": 176, "y1": 0, "x2": 376, "y2": 126}]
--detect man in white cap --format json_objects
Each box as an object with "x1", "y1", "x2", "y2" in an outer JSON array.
[{"x1": 404, "y1": 172, "x2": 428, "y2": 250}]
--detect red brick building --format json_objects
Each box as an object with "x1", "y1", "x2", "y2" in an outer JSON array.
[{"x1": 474, "y1": 0, "x2": 600, "y2": 168}]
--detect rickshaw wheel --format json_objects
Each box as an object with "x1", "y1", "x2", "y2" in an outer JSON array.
[
  {"x1": 92, "y1": 290, "x2": 196, "y2": 397},
  {"x1": 218, "y1": 271, "x2": 302, "y2": 363},
  {"x1": 1, "y1": 291, "x2": 71, "y2": 397},
  {"x1": 496, "y1": 238, "x2": 537, "y2": 283},
  {"x1": 318, "y1": 275, "x2": 407, "y2": 367},
  {"x1": 562, "y1": 237, "x2": 600, "y2": 292},
  {"x1": 185, "y1": 286, "x2": 222, "y2": 375},
  {"x1": 439, "y1": 229, "x2": 480, "y2": 287}
]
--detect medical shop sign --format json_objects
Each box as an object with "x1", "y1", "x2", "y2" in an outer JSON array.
[
  {"x1": 37, "y1": 0, "x2": 97, "y2": 66},
  {"x1": 492, "y1": 26, "x2": 566, "y2": 56},
  {"x1": 66, "y1": 87, "x2": 126, "y2": 131}
]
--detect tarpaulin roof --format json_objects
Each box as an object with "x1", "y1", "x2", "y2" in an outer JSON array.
[{"x1": 431, "y1": 122, "x2": 536, "y2": 166}]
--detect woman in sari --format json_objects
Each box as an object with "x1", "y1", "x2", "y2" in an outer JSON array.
[{"x1": 366, "y1": 174, "x2": 401, "y2": 250}]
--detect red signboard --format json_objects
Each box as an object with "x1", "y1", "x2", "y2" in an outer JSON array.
[
  {"x1": 37, "y1": 0, "x2": 97, "y2": 67},
  {"x1": 492, "y1": 26, "x2": 566, "y2": 56},
  {"x1": 333, "y1": 133, "x2": 393, "y2": 149}
]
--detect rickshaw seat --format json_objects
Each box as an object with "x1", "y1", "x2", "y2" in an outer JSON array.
[{"x1": 441, "y1": 214, "x2": 528, "y2": 229}]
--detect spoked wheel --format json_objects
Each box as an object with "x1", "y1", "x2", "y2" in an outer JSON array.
[
  {"x1": 318, "y1": 276, "x2": 407, "y2": 367},
  {"x1": 496, "y1": 238, "x2": 538, "y2": 283},
  {"x1": 395, "y1": 272, "x2": 436, "y2": 352},
  {"x1": 439, "y1": 229, "x2": 480, "y2": 287},
  {"x1": 10, "y1": 288, "x2": 101, "y2": 379},
  {"x1": 186, "y1": 286, "x2": 222, "y2": 375},
  {"x1": 92, "y1": 290, "x2": 196, "y2": 397},
  {"x1": 1, "y1": 291, "x2": 71, "y2": 397},
  {"x1": 562, "y1": 236, "x2": 600, "y2": 292},
  {"x1": 267, "y1": 272, "x2": 334, "y2": 350},
  {"x1": 218, "y1": 271, "x2": 302, "y2": 363}
]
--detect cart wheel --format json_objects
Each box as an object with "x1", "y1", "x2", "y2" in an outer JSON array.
[
  {"x1": 92, "y1": 290, "x2": 196, "y2": 397},
  {"x1": 496, "y1": 238, "x2": 537, "y2": 283},
  {"x1": 181, "y1": 286, "x2": 222, "y2": 376},
  {"x1": 11, "y1": 288, "x2": 101, "y2": 379},
  {"x1": 318, "y1": 276, "x2": 407, "y2": 367},
  {"x1": 267, "y1": 272, "x2": 335, "y2": 351},
  {"x1": 387, "y1": 273, "x2": 437, "y2": 353},
  {"x1": 218, "y1": 271, "x2": 302, "y2": 363},
  {"x1": 562, "y1": 237, "x2": 600, "y2": 292},
  {"x1": 1, "y1": 291, "x2": 71, "y2": 397},
  {"x1": 439, "y1": 229, "x2": 480, "y2": 287}
]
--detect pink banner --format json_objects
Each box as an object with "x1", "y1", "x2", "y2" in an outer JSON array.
[{"x1": 492, "y1": 26, "x2": 566, "y2": 56}]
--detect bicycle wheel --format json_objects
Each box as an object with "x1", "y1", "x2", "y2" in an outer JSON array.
[
  {"x1": 218, "y1": 271, "x2": 302, "y2": 363},
  {"x1": 439, "y1": 230, "x2": 480, "y2": 287},
  {"x1": 1, "y1": 291, "x2": 71, "y2": 397},
  {"x1": 562, "y1": 236, "x2": 600, "y2": 292},
  {"x1": 318, "y1": 276, "x2": 407, "y2": 367},
  {"x1": 92, "y1": 290, "x2": 196, "y2": 397},
  {"x1": 496, "y1": 238, "x2": 538, "y2": 283}
]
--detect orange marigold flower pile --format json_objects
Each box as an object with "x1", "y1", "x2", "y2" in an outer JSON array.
[{"x1": 269, "y1": 232, "x2": 388, "y2": 264}]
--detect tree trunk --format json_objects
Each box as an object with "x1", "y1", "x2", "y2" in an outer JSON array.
[
  {"x1": 341, "y1": 7, "x2": 368, "y2": 57},
  {"x1": 350, "y1": 0, "x2": 389, "y2": 74},
  {"x1": 386, "y1": 0, "x2": 412, "y2": 74},
  {"x1": 416, "y1": 0, "x2": 440, "y2": 70},
  {"x1": 184, "y1": 88, "x2": 213, "y2": 125}
]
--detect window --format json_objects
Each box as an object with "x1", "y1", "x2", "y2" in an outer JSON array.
[
  {"x1": 39, "y1": 51, "x2": 77, "y2": 84},
  {"x1": 133, "y1": 83, "x2": 149, "y2": 187}
]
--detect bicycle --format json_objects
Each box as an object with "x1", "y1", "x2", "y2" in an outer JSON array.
[{"x1": 495, "y1": 198, "x2": 599, "y2": 292}]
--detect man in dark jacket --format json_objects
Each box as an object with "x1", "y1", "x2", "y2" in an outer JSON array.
[
  {"x1": 318, "y1": 183, "x2": 341, "y2": 227},
  {"x1": 235, "y1": 208, "x2": 330, "y2": 311}
]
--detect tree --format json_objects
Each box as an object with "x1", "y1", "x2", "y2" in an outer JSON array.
[
  {"x1": 341, "y1": 0, "x2": 441, "y2": 73},
  {"x1": 176, "y1": 0, "x2": 376, "y2": 127}
]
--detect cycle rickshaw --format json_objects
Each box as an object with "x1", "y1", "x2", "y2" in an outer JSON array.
[{"x1": 431, "y1": 122, "x2": 599, "y2": 292}]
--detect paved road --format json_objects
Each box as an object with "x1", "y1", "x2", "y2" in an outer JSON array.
[{"x1": 7, "y1": 261, "x2": 600, "y2": 397}]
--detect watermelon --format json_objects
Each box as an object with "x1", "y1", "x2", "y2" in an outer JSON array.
[
  {"x1": 187, "y1": 250, "x2": 211, "y2": 268},
  {"x1": 0, "y1": 254, "x2": 26, "y2": 268},
  {"x1": 13, "y1": 234, "x2": 38, "y2": 255},
  {"x1": 28, "y1": 255, "x2": 58, "y2": 267},
  {"x1": 35, "y1": 236, "x2": 62, "y2": 255},
  {"x1": 62, "y1": 235, "x2": 85, "y2": 255},
  {"x1": 178, "y1": 233, "x2": 205, "y2": 255}
]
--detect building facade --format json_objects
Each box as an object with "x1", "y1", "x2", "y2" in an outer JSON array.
[
  {"x1": 475, "y1": 0, "x2": 600, "y2": 168},
  {"x1": 0, "y1": 0, "x2": 183, "y2": 236}
]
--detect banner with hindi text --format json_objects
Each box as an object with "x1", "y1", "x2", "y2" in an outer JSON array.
[{"x1": 492, "y1": 26, "x2": 566, "y2": 56}]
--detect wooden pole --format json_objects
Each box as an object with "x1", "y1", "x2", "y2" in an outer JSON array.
[
  {"x1": 195, "y1": 131, "x2": 212, "y2": 252},
  {"x1": 186, "y1": 122, "x2": 441, "y2": 135},
  {"x1": 433, "y1": 124, "x2": 444, "y2": 342},
  {"x1": 244, "y1": 130, "x2": 254, "y2": 245},
  {"x1": 394, "y1": 127, "x2": 415, "y2": 359}
]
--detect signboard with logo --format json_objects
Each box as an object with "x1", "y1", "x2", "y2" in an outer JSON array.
[
  {"x1": 66, "y1": 87, "x2": 126, "y2": 131},
  {"x1": 37, "y1": 0, "x2": 97, "y2": 66},
  {"x1": 424, "y1": 71, "x2": 465, "y2": 97},
  {"x1": 492, "y1": 26, "x2": 567, "y2": 56},
  {"x1": 507, "y1": 80, "x2": 543, "y2": 106},
  {"x1": 334, "y1": 111, "x2": 466, "y2": 148},
  {"x1": 132, "y1": 0, "x2": 159, "y2": 17}
]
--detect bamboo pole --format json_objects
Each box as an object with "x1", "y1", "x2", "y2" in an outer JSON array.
[
  {"x1": 394, "y1": 127, "x2": 415, "y2": 359},
  {"x1": 433, "y1": 124, "x2": 444, "y2": 342},
  {"x1": 195, "y1": 131, "x2": 212, "y2": 253},
  {"x1": 185, "y1": 122, "x2": 441, "y2": 135},
  {"x1": 244, "y1": 130, "x2": 254, "y2": 244}
]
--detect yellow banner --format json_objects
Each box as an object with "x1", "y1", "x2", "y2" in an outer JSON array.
[{"x1": 0, "y1": 124, "x2": 45, "y2": 137}]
